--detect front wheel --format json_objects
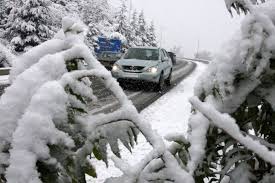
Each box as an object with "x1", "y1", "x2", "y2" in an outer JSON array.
[
  {"x1": 165, "y1": 69, "x2": 172, "y2": 86},
  {"x1": 155, "y1": 73, "x2": 165, "y2": 92}
]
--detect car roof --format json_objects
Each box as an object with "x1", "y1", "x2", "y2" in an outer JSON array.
[{"x1": 130, "y1": 46, "x2": 160, "y2": 50}]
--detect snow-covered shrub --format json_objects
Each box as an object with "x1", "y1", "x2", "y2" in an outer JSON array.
[
  {"x1": 0, "y1": 17, "x2": 183, "y2": 183},
  {"x1": 0, "y1": 43, "x2": 14, "y2": 67},
  {"x1": 167, "y1": 0, "x2": 275, "y2": 182},
  {"x1": 1, "y1": 0, "x2": 157, "y2": 54},
  {"x1": 4, "y1": 0, "x2": 55, "y2": 53}
]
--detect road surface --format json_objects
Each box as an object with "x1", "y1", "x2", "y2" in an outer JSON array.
[{"x1": 87, "y1": 59, "x2": 196, "y2": 114}]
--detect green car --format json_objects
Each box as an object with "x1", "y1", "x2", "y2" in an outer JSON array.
[{"x1": 112, "y1": 47, "x2": 173, "y2": 91}]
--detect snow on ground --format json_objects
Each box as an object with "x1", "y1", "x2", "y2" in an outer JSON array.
[{"x1": 87, "y1": 62, "x2": 207, "y2": 183}]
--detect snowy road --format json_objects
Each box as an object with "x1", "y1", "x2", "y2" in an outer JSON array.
[
  {"x1": 0, "y1": 61, "x2": 190, "y2": 98},
  {"x1": 87, "y1": 62, "x2": 207, "y2": 182},
  {"x1": 87, "y1": 60, "x2": 194, "y2": 114}
]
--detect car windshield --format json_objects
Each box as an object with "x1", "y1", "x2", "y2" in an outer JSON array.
[{"x1": 124, "y1": 48, "x2": 159, "y2": 61}]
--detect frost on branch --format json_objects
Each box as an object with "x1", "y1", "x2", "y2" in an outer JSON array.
[{"x1": 166, "y1": 1, "x2": 275, "y2": 183}]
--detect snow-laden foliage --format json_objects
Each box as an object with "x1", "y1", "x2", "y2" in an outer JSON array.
[
  {"x1": 1, "y1": 0, "x2": 158, "y2": 53},
  {"x1": 0, "y1": 43, "x2": 14, "y2": 67},
  {"x1": 0, "y1": 17, "x2": 179, "y2": 183},
  {"x1": 0, "y1": 0, "x2": 7, "y2": 28},
  {"x1": 147, "y1": 21, "x2": 158, "y2": 47},
  {"x1": 114, "y1": 0, "x2": 130, "y2": 45},
  {"x1": 128, "y1": 10, "x2": 139, "y2": 47},
  {"x1": 0, "y1": 0, "x2": 13, "y2": 29},
  {"x1": 81, "y1": 0, "x2": 114, "y2": 49},
  {"x1": 225, "y1": 0, "x2": 266, "y2": 15},
  {"x1": 4, "y1": 0, "x2": 55, "y2": 53},
  {"x1": 136, "y1": 11, "x2": 150, "y2": 47},
  {"x1": 164, "y1": 0, "x2": 275, "y2": 182}
]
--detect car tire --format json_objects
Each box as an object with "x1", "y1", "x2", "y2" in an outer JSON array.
[
  {"x1": 165, "y1": 69, "x2": 172, "y2": 86},
  {"x1": 155, "y1": 72, "x2": 165, "y2": 92}
]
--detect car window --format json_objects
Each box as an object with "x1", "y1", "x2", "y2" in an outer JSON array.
[
  {"x1": 161, "y1": 50, "x2": 165, "y2": 61},
  {"x1": 165, "y1": 51, "x2": 169, "y2": 58},
  {"x1": 124, "y1": 48, "x2": 159, "y2": 61},
  {"x1": 161, "y1": 50, "x2": 166, "y2": 58},
  {"x1": 98, "y1": 52, "x2": 121, "y2": 59},
  {"x1": 163, "y1": 50, "x2": 169, "y2": 58},
  {"x1": 161, "y1": 50, "x2": 168, "y2": 60}
]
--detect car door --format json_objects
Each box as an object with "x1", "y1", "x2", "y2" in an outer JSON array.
[{"x1": 159, "y1": 49, "x2": 166, "y2": 75}]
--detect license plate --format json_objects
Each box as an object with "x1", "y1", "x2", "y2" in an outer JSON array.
[{"x1": 124, "y1": 73, "x2": 139, "y2": 78}]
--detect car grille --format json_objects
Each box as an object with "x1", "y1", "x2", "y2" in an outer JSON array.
[{"x1": 123, "y1": 66, "x2": 145, "y2": 72}]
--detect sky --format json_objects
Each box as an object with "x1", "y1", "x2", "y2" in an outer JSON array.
[{"x1": 110, "y1": 0, "x2": 243, "y2": 57}]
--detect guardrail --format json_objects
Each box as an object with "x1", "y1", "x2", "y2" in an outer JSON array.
[
  {"x1": 0, "y1": 67, "x2": 11, "y2": 76},
  {"x1": 179, "y1": 57, "x2": 210, "y2": 64}
]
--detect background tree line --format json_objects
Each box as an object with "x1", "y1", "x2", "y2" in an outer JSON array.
[{"x1": 0, "y1": 0, "x2": 157, "y2": 54}]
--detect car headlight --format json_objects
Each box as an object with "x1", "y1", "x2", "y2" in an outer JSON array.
[
  {"x1": 112, "y1": 64, "x2": 121, "y2": 72},
  {"x1": 147, "y1": 66, "x2": 158, "y2": 73}
]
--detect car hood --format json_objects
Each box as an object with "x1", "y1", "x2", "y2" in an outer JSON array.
[{"x1": 116, "y1": 59, "x2": 159, "y2": 68}]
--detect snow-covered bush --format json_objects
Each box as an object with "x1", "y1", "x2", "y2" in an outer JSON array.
[
  {"x1": 167, "y1": 0, "x2": 275, "y2": 182},
  {"x1": 0, "y1": 0, "x2": 7, "y2": 28},
  {"x1": 4, "y1": 0, "x2": 55, "y2": 53},
  {"x1": 0, "y1": 17, "x2": 182, "y2": 183},
  {"x1": 0, "y1": 43, "x2": 14, "y2": 67},
  {"x1": 1, "y1": 0, "x2": 157, "y2": 54}
]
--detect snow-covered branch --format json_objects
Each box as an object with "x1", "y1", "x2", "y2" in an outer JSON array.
[{"x1": 189, "y1": 96, "x2": 275, "y2": 166}]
